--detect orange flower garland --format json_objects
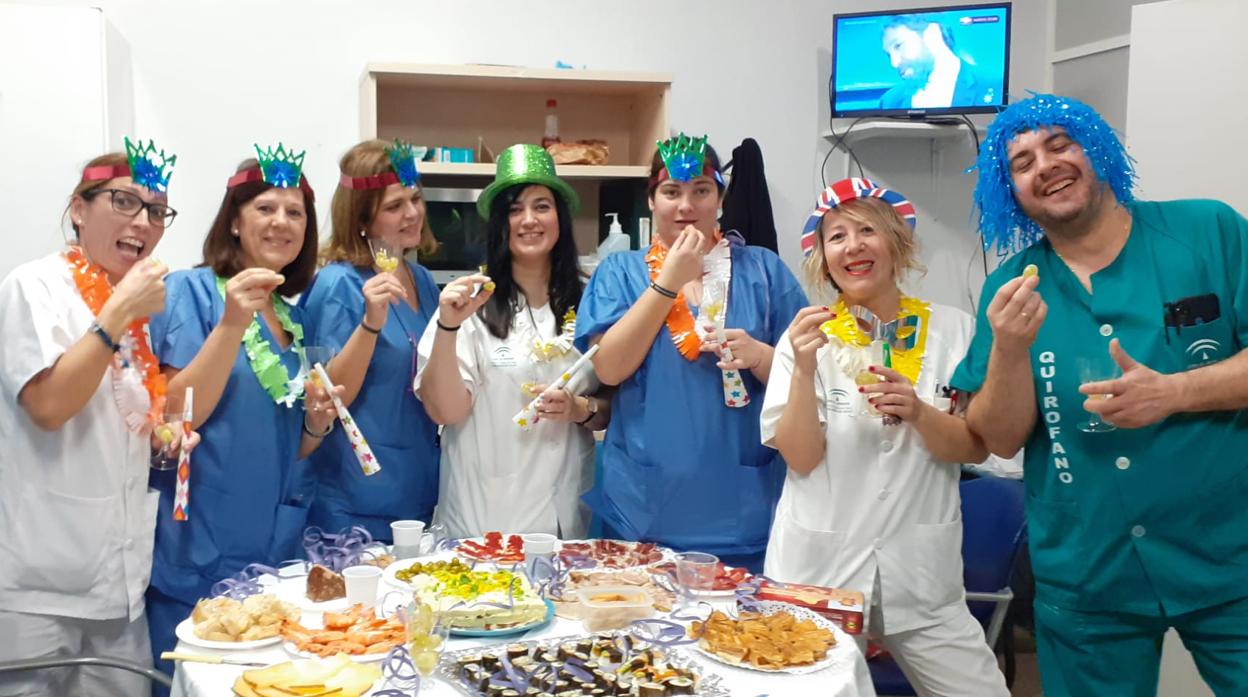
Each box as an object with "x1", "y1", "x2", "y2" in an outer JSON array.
[
  {"x1": 644, "y1": 231, "x2": 722, "y2": 361},
  {"x1": 64, "y1": 246, "x2": 166, "y2": 432}
]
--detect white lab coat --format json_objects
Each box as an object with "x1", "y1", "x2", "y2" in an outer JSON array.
[
  {"x1": 415, "y1": 301, "x2": 595, "y2": 539},
  {"x1": 0, "y1": 254, "x2": 158, "y2": 622},
  {"x1": 761, "y1": 301, "x2": 974, "y2": 635}
]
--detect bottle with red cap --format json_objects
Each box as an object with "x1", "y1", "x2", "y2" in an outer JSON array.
[{"x1": 542, "y1": 99, "x2": 561, "y2": 148}]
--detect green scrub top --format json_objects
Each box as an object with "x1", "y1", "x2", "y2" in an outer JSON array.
[{"x1": 952, "y1": 198, "x2": 1248, "y2": 616}]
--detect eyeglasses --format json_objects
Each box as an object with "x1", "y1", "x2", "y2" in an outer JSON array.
[{"x1": 82, "y1": 188, "x2": 178, "y2": 228}]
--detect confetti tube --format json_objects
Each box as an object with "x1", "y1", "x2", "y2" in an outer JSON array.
[
  {"x1": 313, "y1": 362, "x2": 381, "y2": 476},
  {"x1": 513, "y1": 344, "x2": 601, "y2": 429},
  {"x1": 716, "y1": 327, "x2": 750, "y2": 408},
  {"x1": 173, "y1": 387, "x2": 193, "y2": 521}
]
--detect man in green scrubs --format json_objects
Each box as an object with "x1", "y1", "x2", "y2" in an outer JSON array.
[{"x1": 952, "y1": 93, "x2": 1248, "y2": 696}]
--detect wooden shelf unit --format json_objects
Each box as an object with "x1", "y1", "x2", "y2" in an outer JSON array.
[{"x1": 360, "y1": 64, "x2": 671, "y2": 253}]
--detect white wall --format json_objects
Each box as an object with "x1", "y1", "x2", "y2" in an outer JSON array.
[
  {"x1": 0, "y1": 5, "x2": 130, "y2": 277},
  {"x1": 2, "y1": 0, "x2": 1052, "y2": 313},
  {"x1": 1127, "y1": 3, "x2": 1248, "y2": 693},
  {"x1": 1050, "y1": 0, "x2": 1168, "y2": 135},
  {"x1": 1128, "y1": 0, "x2": 1248, "y2": 211}
]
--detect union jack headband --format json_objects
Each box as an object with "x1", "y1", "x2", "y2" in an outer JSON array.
[{"x1": 800, "y1": 177, "x2": 917, "y2": 258}]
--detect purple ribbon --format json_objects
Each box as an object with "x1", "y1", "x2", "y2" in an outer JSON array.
[
  {"x1": 734, "y1": 574, "x2": 772, "y2": 614},
  {"x1": 210, "y1": 561, "x2": 305, "y2": 600},
  {"x1": 523, "y1": 555, "x2": 573, "y2": 600},
  {"x1": 435, "y1": 536, "x2": 460, "y2": 553},
  {"x1": 628, "y1": 617, "x2": 700, "y2": 647},
  {"x1": 371, "y1": 645, "x2": 421, "y2": 697},
  {"x1": 496, "y1": 653, "x2": 530, "y2": 692},
  {"x1": 302, "y1": 525, "x2": 384, "y2": 573}
]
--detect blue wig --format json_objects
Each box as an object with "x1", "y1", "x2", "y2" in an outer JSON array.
[{"x1": 970, "y1": 93, "x2": 1137, "y2": 254}]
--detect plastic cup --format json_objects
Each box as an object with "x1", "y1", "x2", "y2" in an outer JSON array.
[
  {"x1": 342, "y1": 565, "x2": 383, "y2": 608},
  {"x1": 391, "y1": 520, "x2": 426, "y2": 559},
  {"x1": 522, "y1": 533, "x2": 557, "y2": 556},
  {"x1": 151, "y1": 393, "x2": 188, "y2": 471},
  {"x1": 675, "y1": 552, "x2": 719, "y2": 593},
  {"x1": 522, "y1": 533, "x2": 557, "y2": 579}
]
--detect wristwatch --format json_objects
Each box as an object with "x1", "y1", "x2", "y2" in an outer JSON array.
[{"x1": 576, "y1": 397, "x2": 598, "y2": 426}]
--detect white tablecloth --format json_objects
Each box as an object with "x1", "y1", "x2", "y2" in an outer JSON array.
[{"x1": 170, "y1": 565, "x2": 877, "y2": 697}]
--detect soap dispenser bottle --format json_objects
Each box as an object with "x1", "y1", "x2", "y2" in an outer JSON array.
[{"x1": 597, "y1": 213, "x2": 630, "y2": 257}]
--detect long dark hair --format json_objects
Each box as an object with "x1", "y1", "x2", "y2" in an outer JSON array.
[{"x1": 478, "y1": 184, "x2": 582, "y2": 340}]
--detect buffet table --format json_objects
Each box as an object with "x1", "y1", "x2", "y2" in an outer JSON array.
[{"x1": 170, "y1": 552, "x2": 877, "y2": 697}]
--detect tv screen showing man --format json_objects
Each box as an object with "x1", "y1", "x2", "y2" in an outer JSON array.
[{"x1": 832, "y1": 4, "x2": 1010, "y2": 116}]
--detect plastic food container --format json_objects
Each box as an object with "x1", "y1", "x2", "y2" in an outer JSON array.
[{"x1": 576, "y1": 586, "x2": 654, "y2": 631}]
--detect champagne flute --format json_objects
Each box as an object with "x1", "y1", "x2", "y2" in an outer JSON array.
[
  {"x1": 1076, "y1": 355, "x2": 1120, "y2": 433},
  {"x1": 151, "y1": 392, "x2": 186, "y2": 470},
  {"x1": 368, "y1": 237, "x2": 402, "y2": 273},
  {"x1": 299, "y1": 346, "x2": 336, "y2": 387},
  {"x1": 406, "y1": 601, "x2": 448, "y2": 677}
]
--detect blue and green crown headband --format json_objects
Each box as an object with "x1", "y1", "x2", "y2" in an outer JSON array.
[
  {"x1": 227, "y1": 143, "x2": 315, "y2": 201},
  {"x1": 80, "y1": 137, "x2": 176, "y2": 193},
  {"x1": 654, "y1": 132, "x2": 725, "y2": 188},
  {"x1": 339, "y1": 139, "x2": 422, "y2": 191},
  {"x1": 971, "y1": 93, "x2": 1136, "y2": 254}
]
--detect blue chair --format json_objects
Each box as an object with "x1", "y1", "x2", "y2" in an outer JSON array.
[{"x1": 870, "y1": 475, "x2": 1028, "y2": 696}]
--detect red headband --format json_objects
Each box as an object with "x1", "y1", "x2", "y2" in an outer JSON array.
[
  {"x1": 338, "y1": 171, "x2": 400, "y2": 191},
  {"x1": 227, "y1": 167, "x2": 316, "y2": 202},
  {"x1": 81, "y1": 164, "x2": 132, "y2": 183}
]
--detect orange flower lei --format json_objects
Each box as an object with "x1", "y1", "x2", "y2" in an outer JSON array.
[
  {"x1": 64, "y1": 246, "x2": 167, "y2": 432},
  {"x1": 644, "y1": 231, "x2": 721, "y2": 361}
]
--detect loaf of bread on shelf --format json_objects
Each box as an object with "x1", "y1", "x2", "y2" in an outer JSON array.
[{"x1": 547, "y1": 140, "x2": 609, "y2": 165}]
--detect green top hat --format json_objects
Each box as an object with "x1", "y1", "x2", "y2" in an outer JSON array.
[{"x1": 476, "y1": 144, "x2": 580, "y2": 218}]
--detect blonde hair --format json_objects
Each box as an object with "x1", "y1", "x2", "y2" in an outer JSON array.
[
  {"x1": 323, "y1": 139, "x2": 438, "y2": 266},
  {"x1": 801, "y1": 197, "x2": 924, "y2": 292}
]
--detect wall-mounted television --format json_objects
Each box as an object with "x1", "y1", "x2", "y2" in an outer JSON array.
[{"x1": 831, "y1": 2, "x2": 1011, "y2": 118}]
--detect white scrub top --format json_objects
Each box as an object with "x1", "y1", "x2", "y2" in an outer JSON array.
[
  {"x1": 0, "y1": 253, "x2": 157, "y2": 621},
  {"x1": 415, "y1": 300, "x2": 595, "y2": 539},
  {"x1": 761, "y1": 301, "x2": 975, "y2": 634}
]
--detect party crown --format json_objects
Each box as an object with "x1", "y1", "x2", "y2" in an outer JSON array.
[
  {"x1": 385, "y1": 139, "x2": 421, "y2": 188},
  {"x1": 253, "y1": 143, "x2": 306, "y2": 189},
  {"x1": 656, "y1": 132, "x2": 708, "y2": 182},
  {"x1": 125, "y1": 137, "x2": 176, "y2": 193}
]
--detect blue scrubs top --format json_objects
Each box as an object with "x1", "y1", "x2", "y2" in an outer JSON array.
[
  {"x1": 574, "y1": 246, "x2": 807, "y2": 556},
  {"x1": 299, "y1": 261, "x2": 441, "y2": 541},
  {"x1": 952, "y1": 199, "x2": 1248, "y2": 616},
  {"x1": 148, "y1": 267, "x2": 308, "y2": 604}
]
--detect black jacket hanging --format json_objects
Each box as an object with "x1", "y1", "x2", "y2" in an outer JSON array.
[{"x1": 719, "y1": 138, "x2": 778, "y2": 253}]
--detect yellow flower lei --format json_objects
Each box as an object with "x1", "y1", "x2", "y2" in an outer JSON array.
[{"x1": 819, "y1": 297, "x2": 932, "y2": 385}]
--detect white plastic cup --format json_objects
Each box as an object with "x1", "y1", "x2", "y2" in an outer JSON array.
[
  {"x1": 391, "y1": 520, "x2": 426, "y2": 559},
  {"x1": 675, "y1": 552, "x2": 719, "y2": 593},
  {"x1": 342, "y1": 565, "x2": 383, "y2": 608},
  {"x1": 522, "y1": 533, "x2": 557, "y2": 579}
]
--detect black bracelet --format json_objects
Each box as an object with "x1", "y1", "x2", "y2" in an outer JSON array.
[
  {"x1": 88, "y1": 321, "x2": 120, "y2": 352},
  {"x1": 649, "y1": 281, "x2": 678, "y2": 299},
  {"x1": 436, "y1": 319, "x2": 461, "y2": 332},
  {"x1": 302, "y1": 416, "x2": 333, "y2": 438},
  {"x1": 575, "y1": 398, "x2": 598, "y2": 426},
  {"x1": 360, "y1": 320, "x2": 382, "y2": 335}
]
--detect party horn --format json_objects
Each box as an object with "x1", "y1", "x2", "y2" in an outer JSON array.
[
  {"x1": 513, "y1": 345, "x2": 600, "y2": 429},
  {"x1": 172, "y1": 387, "x2": 193, "y2": 521},
  {"x1": 715, "y1": 327, "x2": 750, "y2": 408},
  {"x1": 313, "y1": 363, "x2": 381, "y2": 475}
]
